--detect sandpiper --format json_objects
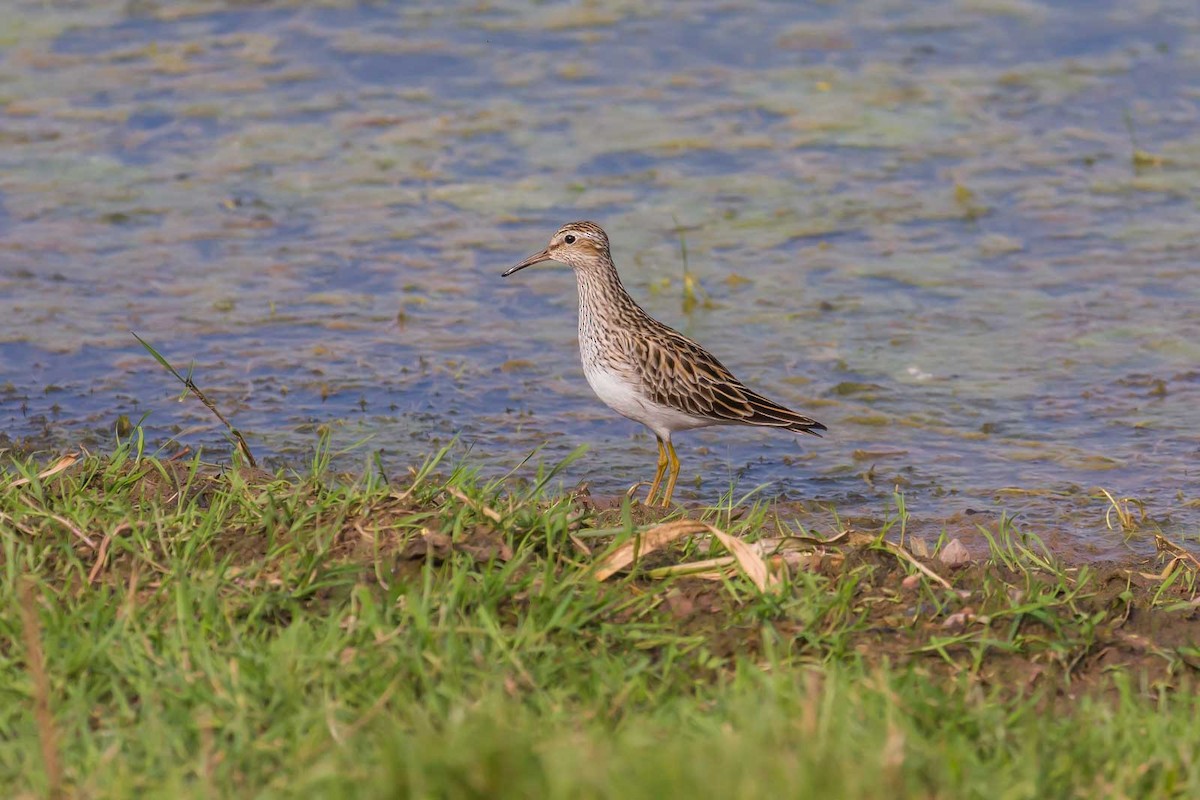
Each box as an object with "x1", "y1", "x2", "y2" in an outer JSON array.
[{"x1": 502, "y1": 221, "x2": 826, "y2": 507}]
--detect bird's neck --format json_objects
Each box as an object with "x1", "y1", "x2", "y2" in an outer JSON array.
[{"x1": 575, "y1": 263, "x2": 643, "y2": 333}]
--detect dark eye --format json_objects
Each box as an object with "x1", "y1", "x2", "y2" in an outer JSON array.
[{"x1": 564, "y1": 234, "x2": 576, "y2": 244}]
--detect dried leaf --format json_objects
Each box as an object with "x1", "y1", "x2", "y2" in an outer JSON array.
[
  {"x1": 592, "y1": 520, "x2": 705, "y2": 581},
  {"x1": 8, "y1": 453, "x2": 79, "y2": 488},
  {"x1": 593, "y1": 520, "x2": 781, "y2": 593},
  {"x1": 709, "y1": 526, "x2": 777, "y2": 593}
]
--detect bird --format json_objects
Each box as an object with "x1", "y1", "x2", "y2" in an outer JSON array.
[{"x1": 502, "y1": 221, "x2": 826, "y2": 507}]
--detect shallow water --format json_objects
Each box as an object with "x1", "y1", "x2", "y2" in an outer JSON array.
[{"x1": 2, "y1": 0, "x2": 1198, "y2": 556}]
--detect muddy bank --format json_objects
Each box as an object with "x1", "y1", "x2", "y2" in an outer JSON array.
[{"x1": 14, "y1": 454, "x2": 1192, "y2": 704}]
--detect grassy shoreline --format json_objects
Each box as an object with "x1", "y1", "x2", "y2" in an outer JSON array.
[{"x1": 2, "y1": 443, "x2": 1198, "y2": 797}]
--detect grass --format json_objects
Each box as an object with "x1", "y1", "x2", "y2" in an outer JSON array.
[
  {"x1": 672, "y1": 216, "x2": 712, "y2": 315},
  {"x1": 2, "y1": 439, "x2": 1199, "y2": 798}
]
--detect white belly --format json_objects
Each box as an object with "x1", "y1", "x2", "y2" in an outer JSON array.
[{"x1": 582, "y1": 362, "x2": 714, "y2": 440}]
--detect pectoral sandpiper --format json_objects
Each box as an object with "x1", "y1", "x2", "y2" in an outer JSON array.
[{"x1": 503, "y1": 221, "x2": 826, "y2": 507}]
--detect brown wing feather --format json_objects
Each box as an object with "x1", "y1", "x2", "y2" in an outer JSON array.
[{"x1": 630, "y1": 324, "x2": 826, "y2": 437}]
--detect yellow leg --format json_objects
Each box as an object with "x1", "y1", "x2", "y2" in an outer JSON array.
[
  {"x1": 645, "y1": 437, "x2": 668, "y2": 505},
  {"x1": 660, "y1": 439, "x2": 680, "y2": 508}
]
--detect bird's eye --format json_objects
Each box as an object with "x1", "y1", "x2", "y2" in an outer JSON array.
[{"x1": 564, "y1": 234, "x2": 576, "y2": 244}]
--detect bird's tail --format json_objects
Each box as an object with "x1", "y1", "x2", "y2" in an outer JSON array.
[
  {"x1": 786, "y1": 419, "x2": 827, "y2": 438},
  {"x1": 743, "y1": 391, "x2": 827, "y2": 437}
]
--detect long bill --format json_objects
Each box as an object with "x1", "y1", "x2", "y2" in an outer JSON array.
[{"x1": 502, "y1": 248, "x2": 551, "y2": 277}]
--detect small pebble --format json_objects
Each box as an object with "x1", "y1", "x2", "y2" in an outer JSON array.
[
  {"x1": 939, "y1": 538, "x2": 971, "y2": 566},
  {"x1": 942, "y1": 607, "x2": 976, "y2": 631}
]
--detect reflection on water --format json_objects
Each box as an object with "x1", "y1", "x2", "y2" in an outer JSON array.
[{"x1": 2, "y1": 0, "x2": 1199, "y2": 555}]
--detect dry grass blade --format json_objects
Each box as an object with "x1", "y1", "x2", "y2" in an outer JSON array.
[
  {"x1": 779, "y1": 529, "x2": 850, "y2": 548},
  {"x1": 0, "y1": 511, "x2": 35, "y2": 537},
  {"x1": 49, "y1": 510, "x2": 97, "y2": 549},
  {"x1": 877, "y1": 539, "x2": 952, "y2": 589},
  {"x1": 665, "y1": 569, "x2": 738, "y2": 583},
  {"x1": 759, "y1": 528, "x2": 850, "y2": 553},
  {"x1": 18, "y1": 578, "x2": 64, "y2": 800},
  {"x1": 1100, "y1": 488, "x2": 1144, "y2": 532},
  {"x1": 443, "y1": 485, "x2": 504, "y2": 524},
  {"x1": 643, "y1": 550, "x2": 834, "y2": 584},
  {"x1": 624, "y1": 481, "x2": 650, "y2": 501},
  {"x1": 16, "y1": 493, "x2": 97, "y2": 549},
  {"x1": 8, "y1": 453, "x2": 79, "y2": 489},
  {"x1": 1154, "y1": 533, "x2": 1200, "y2": 572},
  {"x1": 568, "y1": 533, "x2": 592, "y2": 557},
  {"x1": 645, "y1": 555, "x2": 738, "y2": 579},
  {"x1": 88, "y1": 522, "x2": 131, "y2": 585},
  {"x1": 1137, "y1": 557, "x2": 1186, "y2": 582}
]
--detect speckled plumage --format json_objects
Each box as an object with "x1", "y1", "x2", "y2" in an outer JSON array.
[{"x1": 503, "y1": 221, "x2": 826, "y2": 506}]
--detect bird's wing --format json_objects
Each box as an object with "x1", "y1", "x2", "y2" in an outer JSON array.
[{"x1": 629, "y1": 324, "x2": 826, "y2": 436}]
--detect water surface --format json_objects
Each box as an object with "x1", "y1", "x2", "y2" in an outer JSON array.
[{"x1": 2, "y1": 0, "x2": 1199, "y2": 556}]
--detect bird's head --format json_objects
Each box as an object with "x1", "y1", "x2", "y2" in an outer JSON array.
[{"x1": 502, "y1": 221, "x2": 611, "y2": 276}]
